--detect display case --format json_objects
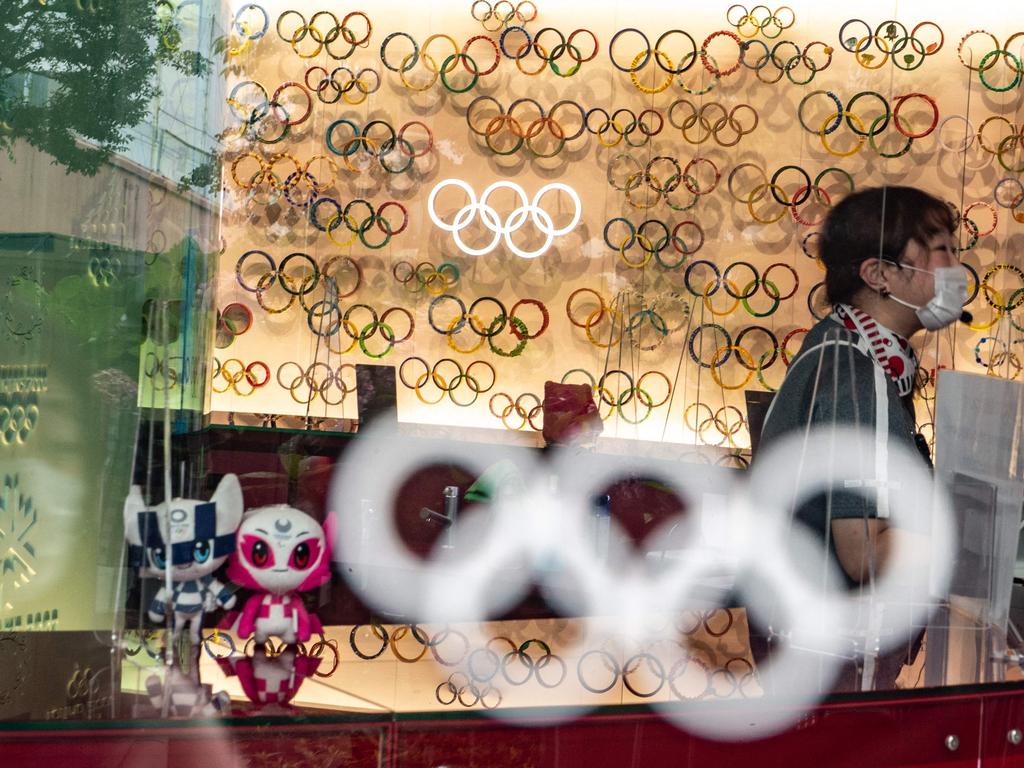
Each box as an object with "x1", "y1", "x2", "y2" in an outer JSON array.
[{"x1": 4, "y1": 0, "x2": 1024, "y2": 765}]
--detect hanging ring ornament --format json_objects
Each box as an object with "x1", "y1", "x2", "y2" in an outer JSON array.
[
  {"x1": 892, "y1": 93, "x2": 939, "y2": 139},
  {"x1": 330, "y1": 419, "x2": 954, "y2": 740},
  {"x1": 608, "y1": 28, "x2": 651, "y2": 72},
  {"x1": 701, "y1": 30, "x2": 744, "y2": 76},
  {"x1": 427, "y1": 179, "x2": 582, "y2": 259}
]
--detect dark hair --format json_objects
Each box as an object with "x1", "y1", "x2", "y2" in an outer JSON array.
[{"x1": 819, "y1": 186, "x2": 955, "y2": 306}]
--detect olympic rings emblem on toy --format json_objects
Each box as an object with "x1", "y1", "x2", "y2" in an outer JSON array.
[{"x1": 427, "y1": 179, "x2": 581, "y2": 259}]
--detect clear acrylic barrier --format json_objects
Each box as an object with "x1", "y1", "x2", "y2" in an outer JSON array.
[{"x1": 927, "y1": 370, "x2": 1024, "y2": 685}]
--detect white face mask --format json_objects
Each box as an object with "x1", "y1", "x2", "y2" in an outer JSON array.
[{"x1": 883, "y1": 262, "x2": 968, "y2": 331}]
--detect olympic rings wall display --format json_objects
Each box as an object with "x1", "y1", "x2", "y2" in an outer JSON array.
[
  {"x1": 684, "y1": 402, "x2": 750, "y2": 447},
  {"x1": 603, "y1": 216, "x2": 707, "y2": 270},
  {"x1": 955, "y1": 29, "x2": 1024, "y2": 92},
  {"x1": 727, "y1": 163, "x2": 855, "y2": 226},
  {"x1": 393, "y1": 260, "x2": 461, "y2": 295},
  {"x1": 428, "y1": 179, "x2": 581, "y2": 259},
  {"x1": 466, "y1": 97, "x2": 590, "y2": 156},
  {"x1": 608, "y1": 26, "x2": 839, "y2": 89},
  {"x1": 737, "y1": 38, "x2": 835, "y2": 85},
  {"x1": 234, "y1": 250, "x2": 362, "y2": 314},
  {"x1": 379, "y1": 27, "x2": 600, "y2": 89},
  {"x1": 793, "y1": 90, "x2": 938, "y2": 156},
  {"x1": 226, "y1": 92, "x2": 435, "y2": 173},
  {"x1": 345, "y1": 619, "x2": 758, "y2": 707},
  {"x1": 422, "y1": 294, "x2": 549, "y2": 358},
  {"x1": 227, "y1": 82, "x2": 310, "y2": 145},
  {"x1": 306, "y1": 65, "x2": 382, "y2": 106},
  {"x1": 211, "y1": 358, "x2": 272, "y2": 396},
  {"x1": 470, "y1": 1, "x2": 538, "y2": 32},
  {"x1": 667, "y1": 100, "x2": 759, "y2": 147},
  {"x1": 605, "y1": 153, "x2": 715, "y2": 214},
  {"x1": 274, "y1": 361, "x2": 358, "y2": 405},
  {"x1": 324, "y1": 117, "x2": 434, "y2": 173},
  {"x1": 488, "y1": 391, "x2": 543, "y2": 430},
  {"x1": 197, "y1": 629, "x2": 341, "y2": 676},
  {"x1": 400, "y1": 357, "x2": 497, "y2": 408},
  {"x1": 725, "y1": 5, "x2": 796, "y2": 40},
  {"x1": 212, "y1": 3, "x2": 1019, "y2": 449},
  {"x1": 565, "y1": 289, "x2": 690, "y2": 353},
  {"x1": 142, "y1": 351, "x2": 203, "y2": 386},
  {"x1": 231, "y1": 4, "x2": 269, "y2": 47},
  {"x1": 560, "y1": 367, "x2": 674, "y2": 425},
  {"x1": 309, "y1": 196, "x2": 408, "y2": 248},
  {"x1": 274, "y1": 9, "x2": 373, "y2": 59},
  {"x1": 836, "y1": 19, "x2": 945, "y2": 71}
]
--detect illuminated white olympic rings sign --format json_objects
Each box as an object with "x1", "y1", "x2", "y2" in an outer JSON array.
[
  {"x1": 329, "y1": 419, "x2": 953, "y2": 740},
  {"x1": 427, "y1": 178, "x2": 582, "y2": 259}
]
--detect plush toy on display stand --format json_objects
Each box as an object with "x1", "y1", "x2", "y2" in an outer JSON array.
[
  {"x1": 224, "y1": 505, "x2": 334, "y2": 646},
  {"x1": 123, "y1": 474, "x2": 244, "y2": 644}
]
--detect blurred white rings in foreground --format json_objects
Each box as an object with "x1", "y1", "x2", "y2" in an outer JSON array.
[{"x1": 329, "y1": 417, "x2": 953, "y2": 740}]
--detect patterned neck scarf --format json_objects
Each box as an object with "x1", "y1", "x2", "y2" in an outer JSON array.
[{"x1": 831, "y1": 303, "x2": 917, "y2": 397}]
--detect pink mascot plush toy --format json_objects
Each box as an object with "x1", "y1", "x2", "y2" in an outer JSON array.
[{"x1": 225, "y1": 504, "x2": 333, "y2": 645}]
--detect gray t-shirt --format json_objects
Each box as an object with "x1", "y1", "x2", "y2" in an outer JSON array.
[{"x1": 755, "y1": 316, "x2": 926, "y2": 588}]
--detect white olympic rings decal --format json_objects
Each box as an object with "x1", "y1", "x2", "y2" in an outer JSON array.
[
  {"x1": 329, "y1": 417, "x2": 953, "y2": 740},
  {"x1": 427, "y1": 178, "x2": 582, "y2": 259}
]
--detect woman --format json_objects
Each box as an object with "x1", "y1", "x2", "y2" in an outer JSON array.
[{"x1": 752, "y1": 185, "x2": 967, "y2": 690}]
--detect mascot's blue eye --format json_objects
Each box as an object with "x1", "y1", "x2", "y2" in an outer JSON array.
[
  {"x1": 193, "y1": 539, "x2": 212, "y2": 563},
  {"x1": 150, "y1": 547, "x2": 166, "y2": 568}
]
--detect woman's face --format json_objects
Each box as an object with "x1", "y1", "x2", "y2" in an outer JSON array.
[{"x1": 884, "y1": 230, "x2": 958, "y2": 309}]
